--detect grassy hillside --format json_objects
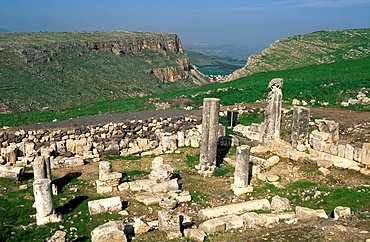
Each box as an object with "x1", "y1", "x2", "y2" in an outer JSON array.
[
  {"x1": 1, "y1": 28, "x2": 370, "y2": 127},
  {"x1": 0, "y1": 31, "x2": 201, "y2": 113},
  {"x1": 242, "y1": 28, "x2": 370, "y2": 75}
]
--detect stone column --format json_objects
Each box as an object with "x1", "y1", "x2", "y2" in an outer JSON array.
[
  {"x1": 33, "y1": 156, "x2": 52, "y2": 180},
  {"x1": 260, "y1": 78, "x2": 283, "y2": 145},
  {"x1": 291, "y1": 106, "x2": 310, "y2": 150},
  {"x1": 198, "y1": 98, "x2": 220, "y2": 176},
  {"x1": 33, "y1": 178, "x2": 62, "y2": 225},
  {"x1": 232, "y1": 145, "x2": 253, "y2": 195},
  {"x1": 99, "y1": 161, "x2": 112, "y2": 180}
]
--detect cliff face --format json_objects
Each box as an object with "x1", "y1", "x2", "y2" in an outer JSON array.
[
  {"x1": 227, "y1": 28, "x2": 370, "y2": 81},
  {"x1": 0, "y1": 31, "x2": 203, "y2": 113}
]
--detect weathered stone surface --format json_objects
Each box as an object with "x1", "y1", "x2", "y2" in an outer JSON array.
[
  {"x1": 91, "y1": 221, "x2": 127, "y2": 242},
  {"x1": 266, "y1": 155, "x2": 280, "y2": 168},
  {"x1": 135, "y1": 192, "x2": 161, "y2": 205},
  {"x1": 261, "y1": 214, "x2": 280, "y2": 226},
  {"x1": 128, "y1": 179, "x2": 156, "y2": 192},
  {"x1": 295, "y1": 206, "x2": 317, "y2": 221},
  {"x1": 219, "y1": 215, "x2": 244, "y2": 230},
  {"x1": 318, "y1": 167, "x2": 331, "y2": 176},
  {"x1": 46, "y1": 230, "x2": 66, "y2": 242},
  {"x1": 240, "y1": 212, "x2": 267, "y2": 228},
  {"x1": 309, "y1": 149, "x2": 360, "y2": 169},
  {"x1": 250, "y1": 145, "x2": 268, "y2": 155},
  {"x1": 50, "y1": 157, "x2": 84, "y2": 169},
  {"x1": 291, "y1": 106, "x2": 310, "y2": 148},
  {"x1": 198, "y1": 218, "x2": 226, "y2": 234},
  {"x1": 0, "y1": 165, "x2": 24, "y2": 181},
  {"x1": 134, "y1": 218, "x2": 151, "y2": 234},
  {"x1": 314, "y1": 119, "x2": 339, "y2": 144},
  {"x1": 159, "y1": 197, "x2": 178, "y2": 209},
  {"x1": 199, "y1": 199, "x2": 270, "y2": 220},
  {"x1": 260, "y1": 78, "x2": 283, "y2": 144},
  {"x1": 315, "y1": 209, "x2": 329, "y2": 219},
  {"x1": 317, "y1": 159, "x2": 333, "y2": 168},
  {"x1": 361, "y1": 143, "x2": 370, "y2": 165},
  {"x1": 333, "y1": 206, "x2": 351, "y2": 220},
  {"x1": 148, "y1": 179, "x2": 179, "y2": 193},
  {"x1": 167, "y1": 190, "x2": 192, "y2": 203},
  {"x1": 158, "y1": 210, "x2": 182, "y2": 239},
  {"x1": 271, "y1": 195, "x2": 291, "y2": 213},
  {"x1": 184, "y1": 228, "x2": 206, "y2": 242},
  {"x1": 276, "y1": 212, "x2": 296, "y2": 221},
  {"x1": 98, "y1": 161, "x2": 112, "y2": 180},
  {"x1": 198, "y1": 98, "x2": 220, "y2": 175},
  {"x1": 232, "y1": 145, "x2": 250, "y2": 195},
  {"x1": 33, "y1": 178, "x2": 62, "y2": 225},
  {"x1": 88, "y1": 196, "x2": 122, "y2": 215}
]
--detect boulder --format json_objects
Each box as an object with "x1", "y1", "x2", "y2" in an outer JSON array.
[{"x1": 91, "y1": 221, "x2": 127, "y2": 242}]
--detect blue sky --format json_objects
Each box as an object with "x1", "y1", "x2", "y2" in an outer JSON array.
[{"x1": 1, "y1": 0, "x2": 370, "y2": 47}]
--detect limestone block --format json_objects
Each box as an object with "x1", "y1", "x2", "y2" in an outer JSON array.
[
  {"x1": 198, "y1": 199, "x2": 270, "y2": 220},
  {"x1": 353, "y1": 147, "x2": 362, "y2": 162},
  {"x1": 310, "y1": 130, "x2": 330, "y2": 143},
  {"x1": 88, "y1": 196, "x2": 122, "y2": 215},
  {"x1": 96, "y1": 180, "x2": 114, "y2": 194},
  {"x1": 91, "y1": 221, "x2": 127, "y2": 242},
  {"x1": 309, "y1": 149, "x2": 360, "y2": 169},
  {"x1": 135, "y1": 192, "x2": 161, "y2": 205},
  {"x1": 337, "y1": 145, "x2": 345, "y2": 158},
  {"x1": 46, "y1": 230, "x2": 66, "y2": 242},
  {"x1": 118, "y1": 182, "x2": 130, "y2": 191},
  {"x1": 316, "y1": 159, "x2": 333, "y2": 168},
  {"x1": 361, "y1": 143, "x2": 370, "y2": 165},
  {"x1": 333, "y1": 206, "x2": 351, "y2": 220},
  {"x1": 128, "y1": 179, "x2": 156, "y2": 192},
  {"x1": 345, "y1": 144, "x2": 354, "y2": 160},
  {"x1": 0, "y1": 165, "x2": 24, "y2": 181},
  {"x1": 100, "y1": 172, "x2": 122, "y2": 186},
  {"x1": 295, "y1": 206, "x2": 317, "y2": 221},
  {"x1": 250, "y1": 145, "x2": 268, "y2": 155},
  {"x1": 318, "y1": 167, "x2": 330, "y2": 176},
  {"x1": 167, "y1": 190, "x2": 192, "y2": 202},
  {"x1": 266, "y1": 155, "x2": 280, "y2": 168},
  {"x1": 219, "y1": 215, "x2": 244, "y2": 230},
  {"x1": 261, "y1": 214, "x2": 280, "y2": 226},
  {"x1": 159, "y1": 197, "x2": 177, "y2": 209},
  {"x1": 134, "y1": 218, "x2": 151, "y2": 234},
  {"x1": 198, "y1": 218, "x2": 226, "y2": 234},
  {"x1": 240, "y1": 212, "x2": 267, "y2": 228},
  {"x1": 50, "y1": 157, "x2": 84, "y2": 169},
  {"x1": 158, "y1": 210, "x2": 182, "y2": 239},
  {"x1": 66, "y1": 139, "x2": 76, "y2": 154},
  {"x1": 314, "y1": 119, "x2": 339, "y2": 144},
  {"x1": 250, "y1": 156, "x2": 268, "y2": 167},
  {"x1": 3, "y1": 144, "x2": 17, "y2": 164},
  {"x1": 276, "y1": 212, "x2": 296, "y2": 221},
  {"x1": 270, "y1": 195, "x2": 291, "y2": 213},
  {"x1": 177, "y1": 131, "x2": 185, "y2": 147},
  {"x1": 148, "y1": 179, "x2": 179, "y2": 193},
  {"x1": 183, "y1": 229, "x2": 206, "y2": 242},
  {"x1": 315, "y1": 209, "x2": 329, "y2": 219}
]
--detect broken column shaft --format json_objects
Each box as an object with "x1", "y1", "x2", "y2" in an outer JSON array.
[
  {"x1": 198, "y1": 98, "x2": 220, "y2": 176},
  {"x1": 232, "y1": 145, "x2": 253, "y2": 195},
  {"x1": 291, "y1": 106, "x2": 310, "y2": 149}
]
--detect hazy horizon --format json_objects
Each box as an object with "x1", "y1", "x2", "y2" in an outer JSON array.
[{"x1": 1, "y1": 0, "x2": 370, "y2": 48}]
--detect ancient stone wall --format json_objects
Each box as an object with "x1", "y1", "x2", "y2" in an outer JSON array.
[{"x1": 0, "y1": 116, "x2": 201, "y2": 168}]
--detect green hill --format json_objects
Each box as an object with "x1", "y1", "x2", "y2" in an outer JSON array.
[
  {"x1": 0, "y1": 31, "x2": 207, "y2": 113},
  {"x1": 1, "y1": 28, "x2": 370, "y2": 127},
  {"x1": 228, "y1": 28, "x2": 370, "y2": 80}
]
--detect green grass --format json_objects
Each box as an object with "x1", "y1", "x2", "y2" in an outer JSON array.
[
  {"x1": 185, "y1": 153, "x2": 200, "y2": 169},
  {"x1": 213, "y1": 164, "x2": 235, "y2": 177}
]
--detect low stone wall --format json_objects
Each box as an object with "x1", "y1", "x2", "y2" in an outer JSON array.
[{"x1": 0, "y1": 116, "x2": 202, "y2": 167}]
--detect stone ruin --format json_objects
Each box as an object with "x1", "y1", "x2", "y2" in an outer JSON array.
[{"x1": 0, "y1": 77, "x2": 369, "y2": 241}]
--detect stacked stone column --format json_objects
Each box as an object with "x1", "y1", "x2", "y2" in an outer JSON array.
[
  {"x1": 232, "y1": 145, "x2": 253, "y2": 195},
  {"x1": 32, "y1": 156, "x2": 62, "y2": 225},
  {"x1": 197, "y1": 98, "x2": 220, "y2": 176},
  {"x1": 260, "y1": 78, "x2": 283, "y2": 145},
  {"x1": 96, "y1": 161, "x2": 122, "y2": 194}
]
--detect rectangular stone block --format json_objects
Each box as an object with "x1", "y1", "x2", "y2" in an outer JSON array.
[
  {"x1": 337, "y1": 145, "x2": 345, "y2": 158},
  {"x1": 344, "y1": 144, "x2": 354, "y2": 160},
  {"x1": 199, "y1": 199, "x2": 270, "y2": 220},
  {"x1": 198, "y1": 218, "x2": 226, "y2": 234},
  {"x1": 88, "y1": 196, "x2": 122, "y2": 215},
  {"x1": 0, "y1": 165, "x2": 24, "y2": 181},
  {"x1": 361, "y1": 143, "x2": 370, "y2": 165},
  {"x1": 219, "y1": 215, "x2": 244, "y2": 230}
]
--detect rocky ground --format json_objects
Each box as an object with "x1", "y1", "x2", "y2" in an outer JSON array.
[{"x1": 10, "y1": 106, "x2": 370, "y2": 241}]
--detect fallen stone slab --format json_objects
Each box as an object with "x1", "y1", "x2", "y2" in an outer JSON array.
[
  {"x1": 158, "y1": 210, "x2": 182, "y2": 239},
  {"x1": 91, "y1": 220, "x2": 127, "y2": 242},
  {"x1": 50, "y1": 157, "x2": 84, "y2": 169},
  {"x1": 271, "y1": 195, "x2": 291, "y2": 213},
  {"x1": 316, "y1": 209, "x2": 329, "y2": 219},
  {"x1": 261, "y1": 214, "x2": 279, "y2": 226},
  {"x1": 276, "y1": 212, "x2": 296, "y2": 221},
  {"x1": 88, "y1": 196, "x2": 122, "y2": 215},
  {"x1": 167, "y1": 190, "x2": 192, "y2": 203},
  {"x1": 148, "y1": 179, "x2": 179, "y2": 193},
  {"x1": 134, "y1": 218, "x2": 151, "y2": 235},
  {"x1": 135, "y1": 192, "x2": 161, "y2": 206},
  {"x1": 128, "y1": 179, "x2": 156, "y2": 192},
  {"x1": 240, "y1": 212, "x2": 267, "y2": 228},
  {"x1": 198, "y1": 218, "x2": 226, "y2": 234},
  {"x1": 46, "y1": 230, "x2": 67, "y2": 242},
  {"x1": 0, "y1": 165, "x2": 24, "y2": 181},
  {"x1": 199, "y1": 199, "x2": 270, "y2": 220},
  {"x1": 184, "y1": 228, "x2": 206, "y2": 242},
  {"x1": 295, "y1": 206, "x2": 317, "y2": 221},
  {"x1": 219, "y1": 215, "x2": 244, "y2": 230}
]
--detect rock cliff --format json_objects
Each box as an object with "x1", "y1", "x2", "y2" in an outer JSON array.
[{"x1": 0, "y1": 31, "x2": 205, "y2": 113}]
